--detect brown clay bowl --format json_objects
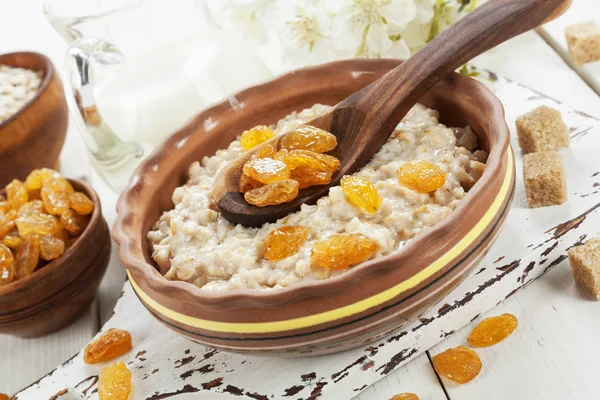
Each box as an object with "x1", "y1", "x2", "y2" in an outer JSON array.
[
  {"x1": 113, "y1": 59, "x2": 515, "y2": 356},
  {"x1": 0, "y1": 179, "x2": 110, "y2": 337},
  {"x1": 0, "y1": 52, "x2": 68, "y2": 187}
]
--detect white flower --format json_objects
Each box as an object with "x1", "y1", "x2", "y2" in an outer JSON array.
[
  {"x1": 400, "y1": 0, "x2": 435, "y2": 51},
  {"x1": 277, "y1": 1, "x2": 340, "y2": 67},
  {"x1": 207, "y1": 0, "x2": 275, "y2": 43},
  {"x1": 328, "y1": 0, "x2": 416, "y2": 59},
  {"x1": 218, "y1": 0, "x2": 486, "y2": 68}
]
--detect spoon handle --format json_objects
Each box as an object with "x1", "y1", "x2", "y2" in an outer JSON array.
[{"x1": 343, "y1": 0, "x2": 571, "y2": 135}]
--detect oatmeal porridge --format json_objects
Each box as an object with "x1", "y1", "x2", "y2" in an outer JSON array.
[{"x1": 148, "y1": 104, "x2": 487, "y2": 291}]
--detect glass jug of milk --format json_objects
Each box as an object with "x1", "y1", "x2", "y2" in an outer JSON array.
[{"x1": 43, "y1": 0, "x2": 273, "y2": 191}]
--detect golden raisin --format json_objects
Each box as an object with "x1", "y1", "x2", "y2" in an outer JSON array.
[
  {"x1": 3, "y1": 228, "x2": 24, "y2": 249},
  {"x1": 39, "y1": 234, "x2": 65, "y2": 261},
  {"x1": 6, "y1": 179, "x2": 28, "y2": 210},
  {"x1": 239, "y1": 173, "x2": 264, "y2": 193},
  {"x1": 341, "y1": 175, "x2": 382, "y2": 213},
  {"x1": 389, "y1": 394, "x2": 420, "y2": 400},
  {"x1": 98, "y1": 361, "x2": 132, "y2": 400},
  {"x1": 311, "y1": 233, "x2": 377, "y2": 270},
  {"x1": 244, "y1": 180, "x2": 299, "y2": 207},
  {"x1": 84, "y1": 328, "x2": 133, "y2": 364},
  {"x1": 28, "y1": 189, "x2": 42, "y2": 201},
  {"x1": 275, "y1": 149, "x2": 340, "y2": 172},
  {"x1": 242, "y1": 156, "x2": 291, "y2": 184},
  {"x1": 60, "y1": 209, "x2": 89, "y2": 236},
  {"x1": 432, "y1": 346, "x2": 482, "y2": 384},
  {"x1": 16, "y1": 209, "x2": 60, "y2": 238},
  {"x1": 41, "y1": 177, "x2": 73, "y2": 215},
  {"x1": 290, "y1": 167, "x2": 332, "y2": 189},
  {"x1": 15, "y1": 234, "x2": 40, "y2": 279},
  {"x1": 240, "y1": 125, "x2": 275, "y2": 150},
  {"x1": 0, "y1": 201, "x2": 11, "y2": 214},
  {"x1": 25, "y1": 168, "x2": 60, "y2": 191},
  {"x1": 264, "y1": 226, "x2": 310, "y2": 260},
  {"x1": 397, "y1": 160, "x2": 447, "y2": 193},
  {"x1": 18, "y1": 200, "x2": 45, "y2": 216},
  {"x1": 468, "y1": 313, "x2": 518, "y2": 347},
  {"x1": 254, "y1": 143, "x2": 277, "y2": 159},
  {"x1": 5, "y1": 209, "x2": 17, "y2": 221},
  {"x1": 69, "y1": 192, "x2": 94, "y2": 215},
  {"x1": 0, "y1": 212, "x2": 16, "y2": 238},
  {"x1": 0, "y1": 244, "x2": 16, "y2": 286},
  {"x1": 279, "y1": 125, "x2": 337, "y2": 153},
  {"x1": 52, "y1": 227, "x2": 70, "y2": 243}
]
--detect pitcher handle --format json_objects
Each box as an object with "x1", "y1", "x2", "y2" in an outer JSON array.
[{"x1": 64, "y1": 37, "x2": 144, "y2": 167}]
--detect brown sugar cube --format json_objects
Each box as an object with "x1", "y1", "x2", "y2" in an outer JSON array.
[
  {"x1": 568, "y1": 238, "x2": 600, "y2": 300},
  {"x1": 565, "y1": 21, "x2": 600, "y2": 66},
  {"x1": 516, "y1": 106, "x2": 569, "y2": 154},
  {"x1": 523, "y1": 151, "x2": 567, "y2": 208}
]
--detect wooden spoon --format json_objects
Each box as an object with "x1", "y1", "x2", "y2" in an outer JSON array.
[{"x1": 214, "y1": 0, "x2": 571, "y2": 227}]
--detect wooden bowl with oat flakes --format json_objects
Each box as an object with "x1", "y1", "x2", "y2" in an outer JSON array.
[{"x1": 0, "y1": 52, "x2": 68, "y2": 187}]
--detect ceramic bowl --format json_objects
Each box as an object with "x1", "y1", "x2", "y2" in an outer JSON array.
[
  {"x1": 0, "y1": 52, "x2": 68, "y2": 187},
  {"x1": 0, "y1": 179, "x2": 110, "y2": 337},
  {"x1": 113, "y1": 59, "x2": 515, "y2": 356}
]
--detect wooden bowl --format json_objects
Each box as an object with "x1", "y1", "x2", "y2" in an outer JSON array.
[
  {"x1": 0, "y1": 52, "x2": 68, "y2": 187},
  {"x1": 0, "y1": 180, "x2": 110, "y2": 337},
  {"x1": 113, "y1": 59, "x2": 515, "y2": 356}
]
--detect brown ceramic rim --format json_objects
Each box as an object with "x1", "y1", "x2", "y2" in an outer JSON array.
[
  {"x1": 0, "y1": 179, "x2": 103, "y2": 297},
  {"x1": 0, "y1": 52, "x2": 53, "y2": 131},
  {"x1": 113, "y1": 59, "x2": 511, "y2": 309}
]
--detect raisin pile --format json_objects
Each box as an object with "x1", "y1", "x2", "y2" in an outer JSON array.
[
  {"x1": 433, "y1": 313, "x2": 519, "y2": 385},
  {"x1": 239, "y1": 124, "x2": 339, "y2": 207},
  {"x1": 0, "y1": 168, "x2": 94, "y2": 286},
  {"x1": 81, "y1": 327, "x2": 134, "y2": 399},
  {"x1": 238, "y1": 123, "x2": 384, "y2": 267}
]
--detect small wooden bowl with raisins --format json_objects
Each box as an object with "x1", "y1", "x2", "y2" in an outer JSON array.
[{"x1": 0, "y1": 170, "x2": 110, "y2": 337}]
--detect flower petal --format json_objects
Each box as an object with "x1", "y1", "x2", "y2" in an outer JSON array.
[
  {"x1": 382, "y1": 0, "x2": 418, "y2": 34},
  {"x1": 386, "y1": 37, "x2": 411, "y2": 59},
  {"x1": 365, "y1": 22, "x2": 394, "y2": 56}
]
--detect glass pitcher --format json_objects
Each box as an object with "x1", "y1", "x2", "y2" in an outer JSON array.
[{"x1": 43, "y1": 0, "x2": 273, "y2": 191}]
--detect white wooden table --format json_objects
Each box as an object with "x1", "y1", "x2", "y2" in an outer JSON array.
[{"x1": 1, "y1": 2, "x2": 599, "y2": 399}]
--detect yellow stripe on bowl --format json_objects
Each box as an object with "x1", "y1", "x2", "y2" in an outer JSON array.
[{"x1": 129, "y1": 149, "x2": 515, "y2": 334}]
